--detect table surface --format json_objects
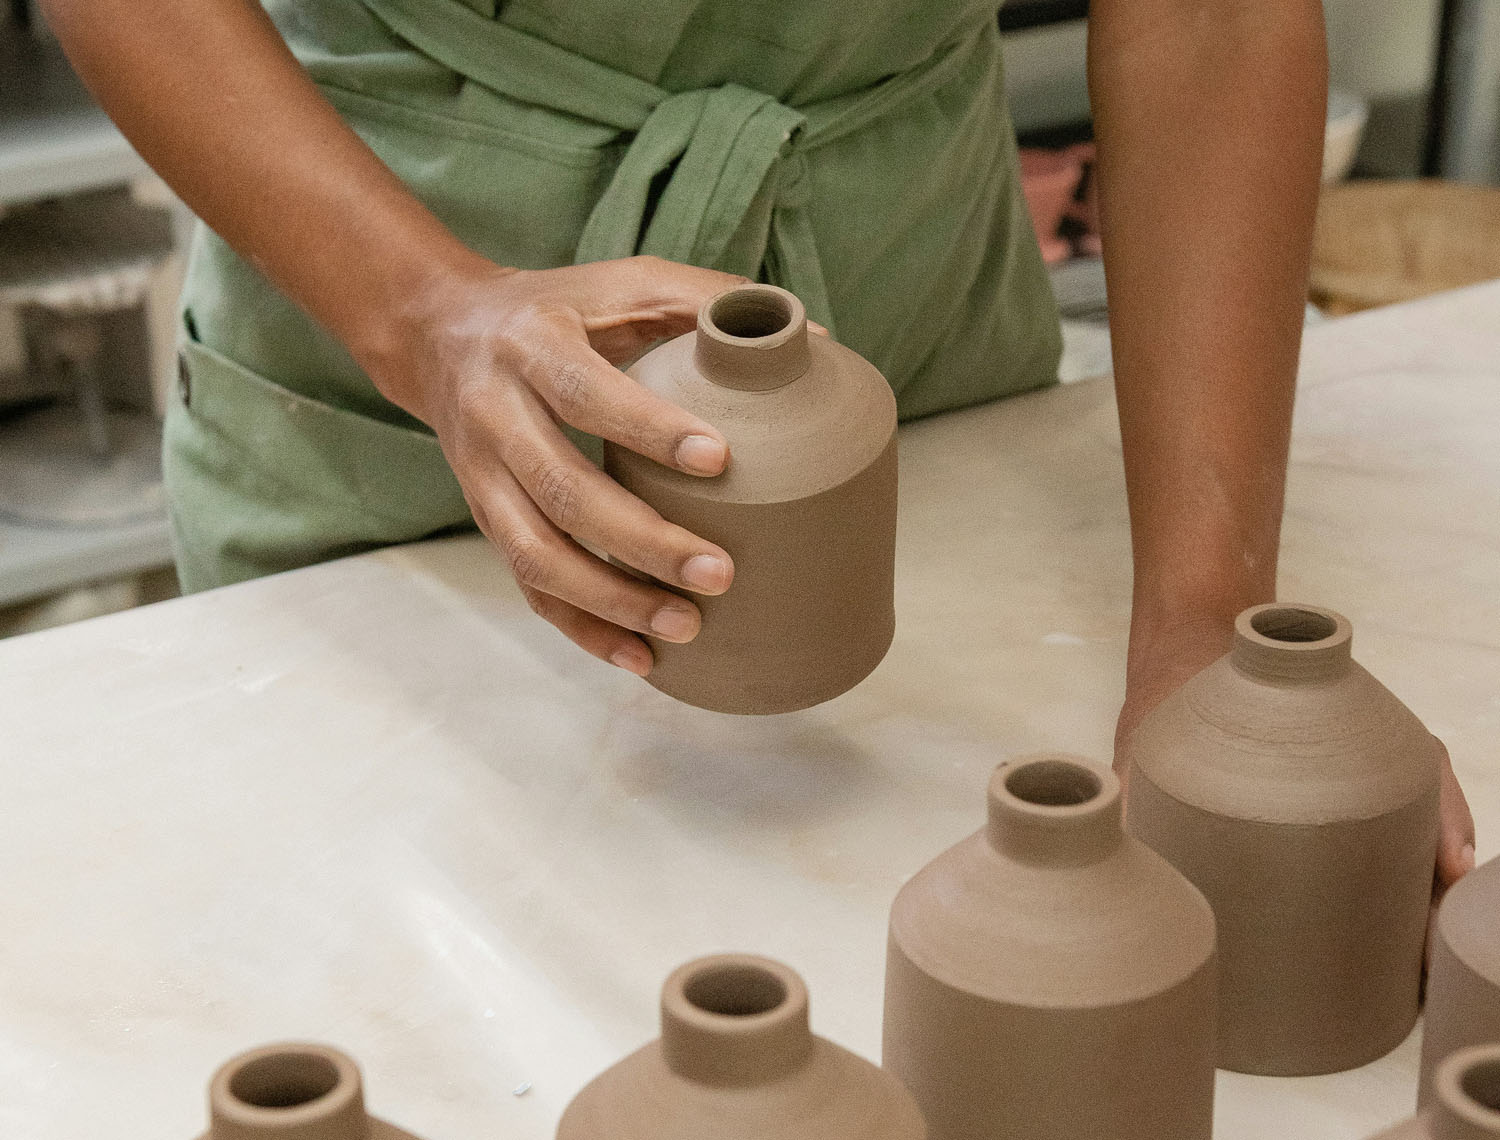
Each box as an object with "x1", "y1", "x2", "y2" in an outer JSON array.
[{"x1": 4, "y1": 281, "x2": 1499, "y2": 1140}]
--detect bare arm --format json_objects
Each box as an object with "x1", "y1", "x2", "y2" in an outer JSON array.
[
  {"x1": 43, "y1": 0, "x2": 745, "y2": 675},
  {"x1": 1091, "y1": 0, "x2": 1474, "y2": 889}
]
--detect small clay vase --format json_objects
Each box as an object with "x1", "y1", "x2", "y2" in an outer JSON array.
[
  {"x1": 1422, "y1": 857, "x2": 1500, "y2": 1105},
  {"x1": 606, "y1": 284, "x2": 898, "y2": 715},
  {"x1": 1123, "y1": 603, "x2": 1442, "y2": 1076},
  {"x1": 197, "y1": 1042, "x2": 423, "y2": 1139},
  {"x1": 1369, "y1": 1045, "x2": 1500, "y2": 1139},
  {"x1": 883, "y1": 754, "x2": 1217, "y2": 1140},
  {"x1": 557, "y1": 953, "x2": 925, "y2": 1140}
]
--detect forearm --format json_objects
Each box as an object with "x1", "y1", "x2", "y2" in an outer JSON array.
[
  {"x1": 41, "y1": 0, "x2": 486, "y2": 415},
  {"x1": 1088, "y1": 0, "x2": 1326, "y2": 639}
]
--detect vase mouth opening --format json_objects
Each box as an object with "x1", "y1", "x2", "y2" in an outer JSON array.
[
  {"x1": 211, "y1": 1043, "x2": 363, "y2": 1129},
  {"x1": 1232, "y1": 603, "x2": 1353, "y2": 682},
  {"x1": 660, "y1": 955, "x2": 814, "y2": 1084},
  {"x1": 1003, "y1": 758, "x2": 1104, "y2": 809},
  {"x1": 706, "y1": 287, "x2": 797, "y2": 342},
  {"x1": 1436, "y1": 1046, "x2": 1500, "y2": 1130},
  {"x1": 694, "y1": 285, "x2": 810, "y2": 392},
  {"x1": 682, "y1": 961, "x2": 790, "y2": 1019},
  {"x1": 229, "y1": 1052, "x2": 341, "y2": 1108},
  {"x1": 986, "y1": 755, "x2": 1123, "y2": 866},
  {"x1": 1248, "y1": 606, "x2": 1341, "y2": 645}
]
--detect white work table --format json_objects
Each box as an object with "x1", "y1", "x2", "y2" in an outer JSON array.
[{"x1": 4, "y1": 281, "x2": 1499, "y2": 1140}]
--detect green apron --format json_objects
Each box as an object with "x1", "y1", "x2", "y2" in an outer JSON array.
[{"x1": 166, "y1": 0, "x2": 1061, "y2": 591}]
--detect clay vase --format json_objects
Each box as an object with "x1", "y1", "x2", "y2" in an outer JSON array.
[
  {"x1": 1369, "y1": 1045, "x2": 1500, "y2": 1139},
  {"x1": 605, "y1": 284, "x2": 898, "y2": 715},
  {"x1": 1123, "y1": 602, "x2": 1442, "y2": 1076},
  {"x1": 197, "y1": 1042, "x2": 423, "y2": 1139},
  {"x1": 1422, "y1": 857, "x2": 1500, "y2": 1105},
  {"x1": 557, "y1": 953, "x2": 925, "y2": 1140},
  {"x1": 883, "y1": 753, "x2": 1217, "y2": 1140}
]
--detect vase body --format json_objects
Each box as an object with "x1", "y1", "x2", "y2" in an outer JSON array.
[
  {"x1": 1369, "y1": 1045, "x2": 1500, "y2": 1139},
  {"x1": 1124, "y1": 603, "x2": 1442, "y2": 1076},
  {"x1": 1422, "y1": 857, "x2": 1500, "y2": 1105},
  {"x1": 606, "y1": 284, "x2": 898, "y2": 714},
  {"x1": 558, "y1": 954, "x2": 925, "y2": 1140},
  {"x1": 197, "y1": 1042, "x2": 423, "y2": 1140},
  {"x1": 884, "y1": 754, "x2": 1217, "y2": 1140}
]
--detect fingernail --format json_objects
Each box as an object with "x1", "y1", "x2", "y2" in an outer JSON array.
[
  {"x1": 610, "y1": 646, "x2": 652, "y2": 677},
  {"x1": 682, "y1": 553, "x2": 732, "y2": 594},
  {"x1": 676, "y1": 434, "x2": 727, "y2": 475},
  {"x1": 650, "y1": 604, "x2": 699, "y2": 643},
  {"x1": 1463, "y1": 843, "x2": 1477, "y2": 872}
]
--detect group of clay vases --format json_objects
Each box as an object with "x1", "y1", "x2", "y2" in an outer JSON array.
[{"x1": 190, "y1": 292, "x2": 1500, "y2": 1139}]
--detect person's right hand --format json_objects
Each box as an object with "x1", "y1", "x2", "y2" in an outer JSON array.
[{"x1": 367, "y1": 255, "x2": 750, "y2": 677}]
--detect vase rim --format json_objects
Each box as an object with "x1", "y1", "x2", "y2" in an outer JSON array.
[
  {"x1": 1232, "y1": 603, "x2": 1354, "y2": 682},
  {"x1": 1433, "y1": 1044, "x2": 1500, "y2": 1133},
  {"x1": 208, "y1": 1042, "x2": 363, "y2": 1132}
]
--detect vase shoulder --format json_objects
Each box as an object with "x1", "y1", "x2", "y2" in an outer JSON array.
[
  {"x1": 621, "y1": 331, "x2": 897, "y2": 505},
  {"x1": 889, "y1": 829, "x2": 1215, "y2": 1008},
  {"x1": 1128, "y1": 655, "x2": 1441, "y2": 825}
]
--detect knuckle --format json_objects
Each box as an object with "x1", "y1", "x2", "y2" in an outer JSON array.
[
  {"x1": 500, "y1": 529, "x2": 550, "y2": 589},
  {"x1": 548, "y1": 358, "x2": 594, "y2": 418},
  {"x1": 533, "y1": 461, "x2": 585, "y2": 531}
]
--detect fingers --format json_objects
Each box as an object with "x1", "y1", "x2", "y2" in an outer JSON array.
[
  {"x1": 519, "y1": 585, "x2": 654, "y2": 677},
  {"x1": 472, "y1": 388, "x2": 734, "y2": 595},
  {"x1": 1435, "y1": 736, "x2": 1478, "y2": 890},
  {"x1": 521, "y1": 328, "x2": 731, "y2": 476}
]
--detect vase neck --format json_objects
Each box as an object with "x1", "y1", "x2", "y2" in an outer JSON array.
[
  {"x1": 660, "y1": 955, "x2": 814, "y2": 1086},
  {"x1": 1230, "y1": 603, "x2": 1354, "y2": 683},
  {"x1": 1430, "y1": 1046, "x2": 1500, "y2": 1140},
  {"x1": 693, "y1": 284, "x2": 810, "y2": 392},
  {"x1": 209, "y1": 1044, "x2": 368, "y2": 1140},
  {"x1": 985, "y1": 754, "x2": 1123, "y2": 867}
]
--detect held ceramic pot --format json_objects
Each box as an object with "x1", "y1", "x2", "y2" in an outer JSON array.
[
  {"x1": 1422, "y1": 857, "x2": 1500, "y2": 1105},
  {"x1": 1123, "y1": 602, "x2": 1442, "y2": 1076},
  {"x1": 1371, "y1": 1045, "x2": 1500, "y2": 1139},
  {"x1": 884, "y1": 754, "x2": 1217, "y2": 1140},
  {"x1": 557, "y1": 954, "x2": 925, "y2": 1140},
  {"x1": 197, "y1": 1042, "x2": 423, "y2": 1140},
  {"x1": 606, "y1": 284, "x2": 898, "y2": 715}
]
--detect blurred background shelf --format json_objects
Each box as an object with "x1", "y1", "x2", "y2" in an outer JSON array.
[{"x1": 0, "y1": 19, "x2": 148, "y2": 206}]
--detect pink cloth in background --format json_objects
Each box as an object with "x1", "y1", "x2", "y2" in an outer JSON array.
[{"x1": 1018, "y1": 143, "x2": 1100, "y2": 263}]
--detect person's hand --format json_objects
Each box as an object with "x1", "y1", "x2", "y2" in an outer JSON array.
[
  {"x1": 1113, "y1": 612, "x2": 1478, "y2": 915},
  {"x1": 368, "y1": 255, "x2": 753, "y2": 676}
]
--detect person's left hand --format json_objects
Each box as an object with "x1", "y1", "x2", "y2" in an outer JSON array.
[{"x1": 1113, "y1": 614, "x2": 1477, "y2": 909}]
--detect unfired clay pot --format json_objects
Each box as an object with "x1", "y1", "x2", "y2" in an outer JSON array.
[
  {"x1": 1370, "y1": 1045, "x2": 1500, "y2": 1139},
  {"x1": 606, "y1": 284, "x2": 898, "y2": 715},
  {"x1": 197, "y1": 1042, "x2": 422, "y2": 1139},
  {"x1": 1123, "y1": 602, "x2": 1442, "y2": 1076},
  {"x1": 557, "y1": 953, "x2": 925, "y2": 1140},
  {"x1": 1422, "y1": 857, "x2": 1500, "y2": 1105},
  {"x1": 884, "y1": 754, "x2": 1217, "y2": 1140}
]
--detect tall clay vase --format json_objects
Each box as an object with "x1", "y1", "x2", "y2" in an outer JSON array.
[
  {"x1": 1422, "y1": 857, "x2": 1500, "y2": 1105},
  {"x1": 1370, "y1": 1045, "x2": 1500, "y2": 1139},
  {"x1": 884, "y1": 754, "x2": 1217, "y2": 1140},
  {"x1": 557, "y1": 954, "x2": 925, "y2": 1140},
  {"x1": 1123, "y1": 602, "x2": 1442, "y2": 1076},
  {"x1": 606, "y1": 284, "x2": 898, "y2": 714},
  {"x1": 197, "y1": 1042, "x2": 423, "y2": 1139}
]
